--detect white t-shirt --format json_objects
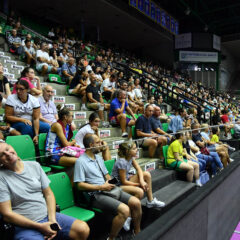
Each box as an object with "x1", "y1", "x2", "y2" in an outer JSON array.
[
  {"x1": 85, "y1": 65, "x2": 92, "y2": 72},
  {"x1": 75, "y1": 124, "x2": 94, "y2": 148},
  {"x1": 95, "y1": 73, "x2": 103, "y2": 82},
  {"x1": 36, "y1": 50, "x2": 50, "y2": 65},
  {"x1": 100, "y1": 78, "x2": 116, "y2": 92},
  {"x1": 127, "y1": 90, "x2": 135, "y2": 100},
  {"x1": 188, "y1": 140, "x2": 201, "y2": 155},
  {"x1": 6, "y1": 94, "x2": 40, "y2": 121},
  {"x1": 134, "y1": 88, "x2": 142, "y2": 99}
]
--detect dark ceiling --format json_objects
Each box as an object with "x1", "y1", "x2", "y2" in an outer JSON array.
[{"x1": 156, "y1": 0, "x2": 240, "y2": 37}]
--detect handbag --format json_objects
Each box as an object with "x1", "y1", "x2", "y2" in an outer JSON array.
[
  {"x1": 60, "y1": 146, "x2": 85, "y2": 158},
  {"x1": 101, "y1": 186, "x2": 122, "y2": 200},
  {"x1": 200, "y1": 147, "x2": 210, "y2": 155},
  {"x1": 200, "y1": 170, "x2": 210, "y2": 185}
]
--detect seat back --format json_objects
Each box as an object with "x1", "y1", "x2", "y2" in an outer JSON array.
[
  {"x1": 162, "y1": 123, "x2": 169, "y2": 132},
  {"x1": 72, "y1": 130, "x2": 78, "y2": 140},
  {"x1": 48, "y1": 172, "x2": 74, "y2": 210},
  {"x1": 38, "y1": 133, "x2": 47, "y2": 165},
  {"x1": 6, "y1": 135, "x2": 36, "y2": 161},
  {"x1": 48, "y1": 74, "x2": 65, "y2": 84},
  {"x1": 162, "y1": 145, "x2": 169, "y2": 168},
  {"x1": 104, "y1": 159, "x2": 115, "y2": 175},
  {"x1": 132, "y1": 125, "x2": 136, "y2": 139}
]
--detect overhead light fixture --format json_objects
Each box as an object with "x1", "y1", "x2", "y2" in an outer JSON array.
[
  {"x1": 204, "y1": 25, "x2": 208, "y2": 32},
  {"x1": 185, "y1": 7, "x2": 191, "y2": 16}
]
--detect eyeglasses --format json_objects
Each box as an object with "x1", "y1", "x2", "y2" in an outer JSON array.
[{"x1": 46, "y1": 90, "x2": 54, "y2": 93}]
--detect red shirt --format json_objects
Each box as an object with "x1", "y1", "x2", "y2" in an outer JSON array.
[{"x1": 221, "y1": 115, "x2": 229, "y2": 123}]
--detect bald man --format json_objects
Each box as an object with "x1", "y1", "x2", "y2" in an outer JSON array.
[{"x1": 39, "y1": 85, "x2": 58, "y2": 125}]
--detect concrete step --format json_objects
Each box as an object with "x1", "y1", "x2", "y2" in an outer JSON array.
[
  {"x1": 150, "y1": 169, "x2": 177, "y2": 193},
  {"x1": 141, "y1": 180, "x2": 196, "y2": 208}
]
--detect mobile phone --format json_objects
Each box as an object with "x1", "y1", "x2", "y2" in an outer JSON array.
[
  {"x1": 50, "y1": 223, "x2": 60, "y2": 231},
  {"x1": 108, "y1": 177, "x2": 119, "y2": 185}
]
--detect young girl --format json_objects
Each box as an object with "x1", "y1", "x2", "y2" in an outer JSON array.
[
  {"x1": 111, "y1": 142, "x2": 165, "y2": 208},
  {"x1": 167, "y1": 132, "x2": 201, "y2": 185}
]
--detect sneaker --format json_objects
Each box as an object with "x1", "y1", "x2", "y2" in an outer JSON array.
[
  {"x1": 81, "y1": 105, "x2": 88, "y2": 111},
  {"x1": 102, "y1": 121, "x2": 110, "y2": 128},
  {"x1": 228, "y1": 146, "x2": 236, "y2": 152},
  {"x1": 123, "y1": 217, "x2": 131, "y2": 231},
  {"x1": 122, "y1": 132, "x2": 128, "y2": 138},
  {"x1": 146, "y1": 197, "x2": 165, "y2": 208},
  {"x1": 196, "y1": 182, "x2": 202, "y2": 187},
  {"x1": 229, "y1": 158, "x2": 234, "y2": 162}
]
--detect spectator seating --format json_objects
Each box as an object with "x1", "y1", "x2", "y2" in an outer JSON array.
[
  {"x1": 38, "y1": 133, "x2": 66, "y2": 172},
  {"x1": 6, "y1": 135, "x2": 51, "y2": 173},
  {"x1": 48, "y1": 172, "x2": 95, "y2": 222}
]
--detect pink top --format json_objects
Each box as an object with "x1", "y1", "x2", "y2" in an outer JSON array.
[{"x1": 12, "y1": 77, "x2": 35, "y2": 94}]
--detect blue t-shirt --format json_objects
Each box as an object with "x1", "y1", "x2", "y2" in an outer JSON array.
[
  {"x1": 168, "y1": 115, "x2": 183, "y2": 133},
  {"x1": 135, "y1": 115, "x2": 152, "y2": 138},
  {"x1": 61, "y1": 63, "x2": 76, "y2": 76},
  {"x1": 109, "y1": 98, "x2": 128, "y2": 118},
  {"x1": 150, "y1": 116, "x2": 162, "y2": 133}
]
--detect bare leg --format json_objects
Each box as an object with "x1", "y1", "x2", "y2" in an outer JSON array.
[
  {"x1": 109, "y1": 203, "x2": 129, "y2": 240},
  {"x1": 143, "y1": 139, "x2": 158, "y2": 158},
  {"x1": 69, "y1": 220, "x2": 90, "y2": 240},
  {"x1": 121, "y1": 185, "x2": 144, "y2": 199},
  {"x1": 59, "y1": 156, "x2": 77, "y2": 167},
  {"x1": 130, "y1": 172, "x2": 153, "y2": 201},
  {"x1": 128, "y1": 196, "x2": 142, "y2": 234},
  {"x1": 117, "y1": 114, "x2": 127, "y2": 133}
]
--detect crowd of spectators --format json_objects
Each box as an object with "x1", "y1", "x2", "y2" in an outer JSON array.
[{"x1": 1, "y1": 11, "x2": 240, "y2": 240}]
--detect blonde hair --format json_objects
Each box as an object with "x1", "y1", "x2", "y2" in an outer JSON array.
[
  {"x1": 118, "y1": 142, "x2": 135, "y2": 158},
  {"x1": 201, "y1": 123, "x2": 208, "y2": 131}
]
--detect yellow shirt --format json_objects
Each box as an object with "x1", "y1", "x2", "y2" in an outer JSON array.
[
  {"x1": 167, "y1": 139, "x2": 183, "y2": 165},
  {"x1": 211, "y1": 134, "x2": 219, "y2": 143}
]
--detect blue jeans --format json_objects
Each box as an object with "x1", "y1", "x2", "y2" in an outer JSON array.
[
  {"x1": 11, "y1": 121, "x2": 50, "y2": 138},
  {"x1": 197, "y1": 153, "x2": 223, "y2": 175},
  {"x1": 192, "y1": 157, "x2": 206, "y2": 171},
  {"x1": 14, "y1": 212, "x2": 76, "y2": 240}
]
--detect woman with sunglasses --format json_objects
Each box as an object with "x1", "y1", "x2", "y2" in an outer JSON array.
[
  {"x1": 5, "y1": 80, "x2": 50, "y2": 144},
  {"x1": 75, "y1": 112, "x2": 111, "y2": 161}
]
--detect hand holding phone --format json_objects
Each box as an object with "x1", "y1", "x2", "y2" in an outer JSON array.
[
  {"x1": 108, "y1": 177, "x2": 119, "y2": 185},
  {"x1": 50, "y1": 223, "x2": 60, "y2": 232}
]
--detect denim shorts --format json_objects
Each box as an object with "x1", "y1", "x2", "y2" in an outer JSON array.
[{"x1": 14, "y1": 212, "x2": 76, "y2": 240}]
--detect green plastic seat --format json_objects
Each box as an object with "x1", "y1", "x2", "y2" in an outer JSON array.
[
  {"x1": 72, "y1": 130, "x2": 78, "y2": 140},
  {"x1": 38, "y1": 133, "x2": 66, "y2": 171},
  {"x1": 6, "y1": 135, "x2": 51, "y2": 173},
  {"x1": 162, "y1": 123, "x2": 169, "y2": 132},
  {"x1": 231, "y1": 128, "x2": 235, "y2": 136},
  {"x1": 48, "y1": 74, "x2": 66, "y2": 84},
  {"x1": 163, "y1": 145, "x2": 184, "y2": 172},
  {"x1": 162, "y1": 145, "x2": 169, "y2": 168},
  {"x1": 48, "y1": 172, "x2": 95, "y2": 222},
  {"x1": 104, "y1": 159, "x2": 115, "y2": 175},
  {"x1": 132, "y1": 125, "x2": 136, "y2": 139}
]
